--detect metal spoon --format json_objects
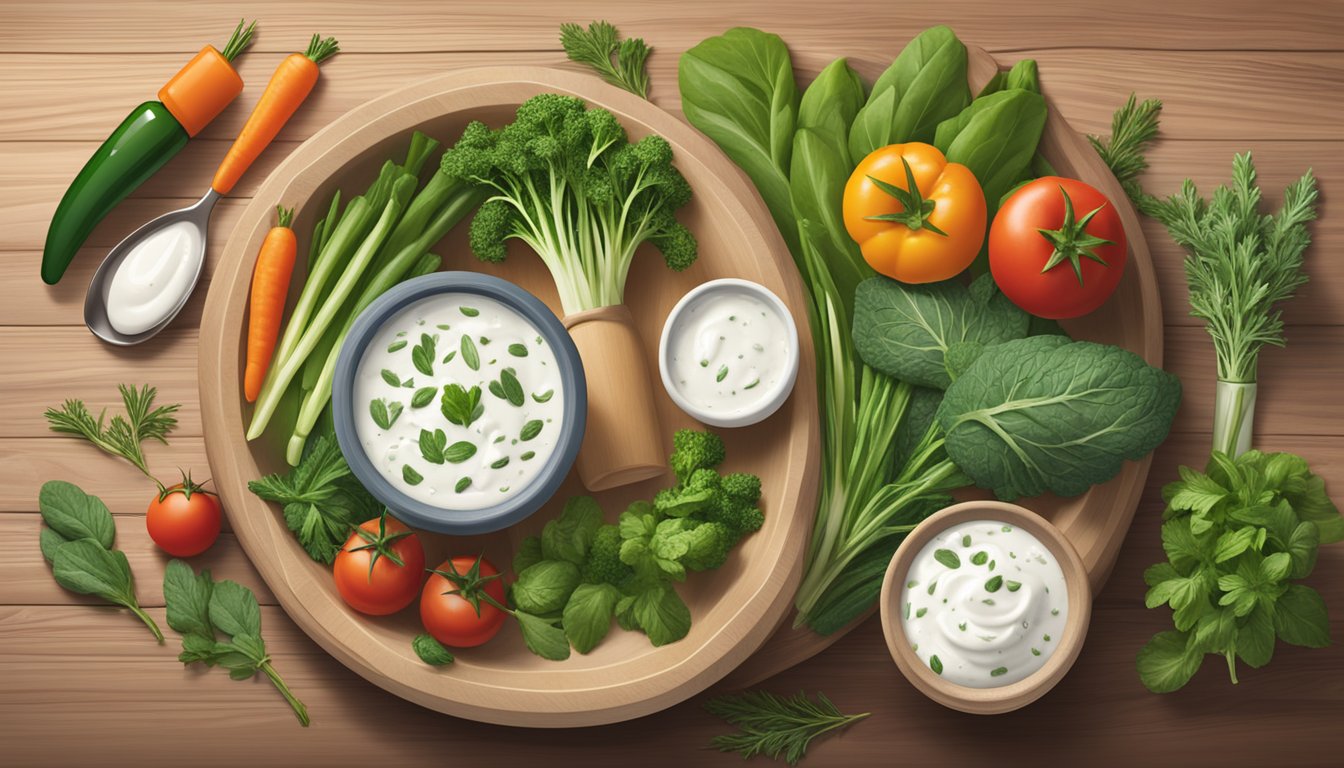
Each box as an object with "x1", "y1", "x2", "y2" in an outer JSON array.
[{"x1": 84, "y1": 188, "x2": 221, "y2": 345}]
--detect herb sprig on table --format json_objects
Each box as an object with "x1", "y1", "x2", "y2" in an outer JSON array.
[
  {"x1": 560, "y1": 20, "x2": 652, "y2": 98},
  {"x1": 163, "y1": 560, "x2": 310, "y2": 726},
  {"x1": 44, "y1": 384, "x2": 179, "y2": 478},
  {"x1": 705, "y1": 690, "x2": 869, "y2": 766}
]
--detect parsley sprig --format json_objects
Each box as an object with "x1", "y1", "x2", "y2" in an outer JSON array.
[
  {"x1": 559, "y1": 20, "x2": 652, "y2": 98},
  {"x1": 705, "y1": 690, "x2": 869, "y2": 766},
  {"x1": 44, "y1": 384, "x2": 179, "y2": 478}
]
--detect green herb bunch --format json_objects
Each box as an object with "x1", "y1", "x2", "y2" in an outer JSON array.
[
  {"x1": 163, "y1": 560, "x2": 309, "y2": 725},
  {"x1": 1139, "y1": 450, "x2": 1341, "y2": 692},
  {"x1": 705, "y1": 690, "x2": 869, "y2": 766},
  {"x1": 560, "y1": 20, "x2": 652, "y2": 98},
  {"x1": 44, "y1": 384, "x2": 179, "y2": 479}
]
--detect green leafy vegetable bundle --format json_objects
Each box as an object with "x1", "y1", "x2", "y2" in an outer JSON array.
[
  {"x1": 1092, "y1": 97, "x2": 1338, "y2": 692},
  {"x1": 679, "y1": 26, "x2": 1180, "y2": 634},
  {"x1": 506, "y1": 430, "x2": 763, "y2": 659}
]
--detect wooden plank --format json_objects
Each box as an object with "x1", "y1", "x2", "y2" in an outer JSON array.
[
  {"x1": 0, "y1": 436, "x2": 209, "y2": 512},
  {"x1": 4, "y1": 325, "x2": 1343, "y2": 440},
  {"x1": 1, "y1": 0, "x2": 1340, "y2": 55},
  {"x1": 1, "y1": 515, "x2": 271, "y2": 606},
  {"x1": 3, "y1": 50, "x2": 1341, "y2": 143},
  {"x1": 0, "y1": 195, "x2": 247, "y2": 254},
  {"x1": 1, "y1": 600, "x2": 1340, "y2": 765}
]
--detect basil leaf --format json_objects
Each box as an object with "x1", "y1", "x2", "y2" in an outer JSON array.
[
  {"x1": 850, "y1": 25, "x2": 970, "y2": 157},
  {"x1": 562, "y1": 583, "x2": 621, "y2": 654},
  {"x1": 512, "y1": 536, "x2": 544, "y2": 575},
  {"x1": 1136, "y1": 630, "x2": 1201, "y2": 693},
  {"x1": 419, "y1": 429, "x2": 448, "y2": 464},
  {"x1": 412, "y1": 346, "x2": 434, "y2": 377},
  {"x1": 208, "y1": 579, "x2": 263, "y2": 638},
  {"x1": 440, "y1": 384, "x2": 483, "y2": 428},
  {"x1": 412, "y1": 633, "x2": 455, "y2": 666},
  {"x1": 508, "y1": 343, "x2": 528, "y2": 358},
  {"x1": 513, "y1": 561, "x2": 581, "y2": 616},
  {"x1": 937, "y1": 88, "x2": 1047, "y2": 214},
  {"x1": 163, "y1": 559, "x2": 214, "y2": 641},
  {"x1": 1273, "y1": 584, "x2": 1331, "y2": 648},
  {"x1": 500, "y1": 368, "x2": 525, "y2": 407},
  {"x1": 1287, "y1": 521, "x2": 1320, "y2": 579},
  {"x1": 38, "y1": 526, "x2": 69, "y2": 564},
  {"x1": 460, "y1": 335, "x2": 481, "y2": 371},
  {"x1": 380, "y1": 369, "x2": 402, "y2": 387},
  {"x1": 38, "y1": 480, "x2": 115, "y2": 550},
  {"x1": 1236, "y1": 604, "x2": 1276, "y2": 668},
  {"x1": 933, "y1": 549, "x2": 960, "y2": 569},
  {"x1": 444, "y1": 441, "x2": 477, "y2": 464},
  {"x1": 370, "y1": 399, "x2": 392, "y2": 430},
  {"x1": 629, "y1": 583, "x2": 692, "y2": 646},
  {"x1": 541, "y1": 496, "x2": 603, "y2": 565},
  {"x1": 520, "y1": 420, "x2": 544, "y2": 441},
  {"x1": 515, "y1": 611, "x2": 571, "y2": 661},
  {"x1": 411, "y1": 387, "x2": 437, "y2": 408},
  {"x1": 51, "y1": 538, "x2": 137, "y2": 607}
]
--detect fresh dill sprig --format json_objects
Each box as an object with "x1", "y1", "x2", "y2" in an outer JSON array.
[
  {"x1": 559, "y1": 20, "x2": 652, "y2": 99},
  {"x1": 1087, "y1": 92, "x2": 1163, "y2": 204},
  {"x1": 44, "y1": 384, "x2": 180, "y2": 478},
  {"x1": 705, "y1": 690, "x2": 869, "y2": 766}
]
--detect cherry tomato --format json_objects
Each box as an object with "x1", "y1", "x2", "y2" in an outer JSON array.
[
  {"x1": 333, "y1": 514, "x2": 425, "y2": 616},
  {"x1": 420, "y1": 555, "x2": 507, "y2": 648},
  {"x1": 146, "y1": 475, "x2": 222, "y2": 557},
  {"x1": 989, "y1": 176, "x2": 1127, "y2": 319}
]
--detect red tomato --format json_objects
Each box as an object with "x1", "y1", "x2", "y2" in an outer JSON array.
[
  {"x1": 420, "y1": 555, "x2": 507, "y2": 648},
  {"x1": 333, "y1": 515, "x2": 425, "y2": 616},
  {"x1": 989, "y1": 177, "x2": 1127, "y2": 319},
  {"x1": 146, "y1": 476, "x2": 222, "y2": 557}
]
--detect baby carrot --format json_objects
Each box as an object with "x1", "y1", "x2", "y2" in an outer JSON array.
[
  {"x1": 245, "y1": 206, "x2": 298, "y2": 402},
  {"x1": 212, "y1": 34, "x2": 339, "y2": 196}
]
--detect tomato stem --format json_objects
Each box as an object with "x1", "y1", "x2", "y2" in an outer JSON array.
[
  {"x1": 1036, "y1": 184, "x2": 1115, "y2": 285},
  {"x1": 427, "y1": 553, "x2": 506, "y2": 617},
  {"x1": 347, "y1": 511, "x2": 414, "y2": 581},
  {"x1": 862, "y1": 157, "x2": 949, "y2": 236}
]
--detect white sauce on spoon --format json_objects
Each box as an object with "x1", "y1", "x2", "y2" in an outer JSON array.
[
  {"x1": 105, "y1": 220, "x2": 203, "y2": 335},
  {"x1": 900, "y1": 520, "x2": 1069, "y2": 687},
  {"x1": 353, "y1": 294, "x2": 564, "y2": 511}
]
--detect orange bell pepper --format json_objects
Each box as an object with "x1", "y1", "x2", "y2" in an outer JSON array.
[{"x1": 842, "y1": 142, "x2": 987, "y2": 283}]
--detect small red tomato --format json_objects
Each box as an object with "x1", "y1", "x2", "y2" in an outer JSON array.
[
  {"x1": 421, "y1": 555, "x2": 508, "y2": 648},
  {"x1": 989, "y1": 177, "x2": 1127, "y2": 319},
  {"x1": 146, "y1": 473, "x2": 222, "y2": 557},
  {"x1": 333, "y1": 514, "x2": 426, "y2": 616}
]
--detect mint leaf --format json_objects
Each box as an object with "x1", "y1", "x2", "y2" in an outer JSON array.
[
  {"x1": 630, "y1": 583, "x2": 692, "y2": 646},
  {"x1": 38, "y1": 481, "x2": 115, "y2": 550},
  {"x1": 1274, "y1": 584, "x2": 1331, "y2": 648},
  {"x1": 512, "y1": 561, "x2": 580, "y2": 615},
  {"x1": 440, "y1": 384, "x2": 483, "y2": 428},
  {"x1": 1213, "y1": 526, "x2": 1258, "y2": 563},
  {"x1": 1161, "y1": 518, "x2": 1214, "y2": 572},
  {"x1": 1236, "y1": 604, "x2": 1276, "y2": 669},
  {"x1": 1167, "y1": 466, "x2": 1229, "y2": 515},
  {"x1": 411, "y1": 386, "x2": 437, "y2": 408},
  {"x1": 562, "y1": 583, "x2": 621, "y2": 654},
  {"x1": 460, "y1": 335, "x2": 481, "y2": 371},
  {"x1": 208, "y1": 579, "x2": 263, "y2": 638},
  {"x1": 515, "y1": 611, "x2": 570, "y2": 661},
  {"x1": 1286, "y1": 521, "x2": 1320, "y2": 578},
  {"x1": 163, "y1": 559, "x2": 214, "y2": 641},
  {"x1": 419, "y1": 429, "x2": 448, "y2": 464},
  {"x1": 413, "y1": 633, "x2": 455, "y2": 666},
  {"x1": 444, "y1": 441, "x2": 477, "y2": 464},
  {"x1": 1137, "y1": 630, "x2": 1201, "y2": 693}
]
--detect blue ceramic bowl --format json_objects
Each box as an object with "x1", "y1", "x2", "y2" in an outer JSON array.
[{"x1": 332, "y1": 272, "x2": 586, "y2": 535}]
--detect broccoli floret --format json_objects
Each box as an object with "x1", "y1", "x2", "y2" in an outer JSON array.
[
  {"x1": 704, "y1": 482, "x2": 765, "y2": 543},
  {"x1": 439, "y1": 93, "x2": 696, "y2": 315},
  {"x1": 580, "y1": 524, "x2": 632, "y2": 586},
  {"x1": 720, "y1": 472, "x2": 762, "y2": 505},
  {"x1": 669, "y1": 429, "x2": 725, "y2": 485},
  {"x1": 654, "y1": 468, "x2": 720, "y2": 517},
  {"x1": 678, "y1": 521, "x2": 734, "y2": 572}
]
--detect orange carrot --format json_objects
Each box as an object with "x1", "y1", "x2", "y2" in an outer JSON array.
[
  {"x1": 245, "y1": 206, "x2": 299, "y2": 402},
  {"x1": 212, "y1": 34, "x2": 339, "y2": 196},
  {"x1": 158, "y1": 19, "x2": 256, "y2": 137}
]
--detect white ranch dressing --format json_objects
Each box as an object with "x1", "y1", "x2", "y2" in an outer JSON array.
[
  {"x1": 105, "y1": 220, "x2": 203, "y2": 335},
  {"x1": 665, "y1": 290, "x2": 791, "y2": 418},
  {"x1": 353, "y1": 294, "x2": 564, "y2": 511},
  {"x1": 900, "y1": 520, "x2": 1069, "y2": 687}
]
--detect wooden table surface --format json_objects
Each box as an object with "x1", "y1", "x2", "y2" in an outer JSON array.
[{"x1": 2, "y1": 1, "x2": 1341, "y2": 765}]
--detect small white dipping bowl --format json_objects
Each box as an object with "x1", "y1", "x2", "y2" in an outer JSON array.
[{"x1": 658, "y1": 278, "x2": 799, "y2": 428}]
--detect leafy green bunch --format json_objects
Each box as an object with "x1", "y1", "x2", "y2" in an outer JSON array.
[
  {"x1": 506, "y1": 430, "x2": 764, "y2": 658},
  {"x1": 164, "y1": 561, "x2": 309, "y2": 725},
  {"x1": 248, "y1": 434, "x2": 383, "y2": 564},
  {"x1": 1138, "y1": 450, "x2": 1341, "y2": 692},
  {"x1": 442, "y1": 93, "x2": 697, "y2": 315}
]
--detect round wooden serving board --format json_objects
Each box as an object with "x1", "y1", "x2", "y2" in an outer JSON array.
[
  {"x1": 722, "y1": 45, "x2": 1163, "y2": 689},
  {"x1": 198, "y1": 66, "x2": 819, "y2": 727}
]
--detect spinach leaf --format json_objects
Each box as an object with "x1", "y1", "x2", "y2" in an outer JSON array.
[
  {"x1": 512, "y1": 561, "x2": 581, "y2": 615},
  {"x1": 1136, "y1": 630, "x2": 1202, "y2": 693},
  {"x1": 163, "y1": 559, "x2": 214, "y2": 642},
  {"x1": 852, "y1": 275, "x2": 1029, "y2": 390},
  {"x1": 515, "y1": 611, "x2": 571, "y2": 661},
  {"x1": 935, "y1": 88, "x2": 1047, "y2": 211},
  {"x1": 541, "y1": 496, "x2": 603, "y2": 564},
  {"x1": 789, "y1": 57, "x2": 870, "y2": 320},
  {"x1": 938, "y1": 336, "x2": 1182, "y2": 499},
  {"x1": 209, "y1": 579, "x2": 264, "y2": 638},
  {"x1": 513, "y1": 535, "x2": 544, "y2": 575},
  {"x1": 52, "y1": 538, "x2": 163, "y2": 642},
  {"x1": 562, "y1": 583, "x2": 621, "y2": 654},
  {"x1": 38, "y1": 480, "x2": 115, "y2": 551},
  {"x1": 849, "y1": 25, "x2": 970, "y2": 159},
  {"x1": 628, "y1": 582, "x2": 692, "y2": 646},
  {"x1": 680, "y1": 27, "x2": 800, "y2": 253}
]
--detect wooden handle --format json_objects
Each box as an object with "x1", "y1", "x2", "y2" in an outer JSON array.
[{"x1": 563, "y1": 305, "x2": 666, "y2": 491}]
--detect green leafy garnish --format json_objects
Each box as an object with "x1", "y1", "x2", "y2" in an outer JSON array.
[
  {"x1": 508, "y1": 343, "x2": 529, "y2": 358},
  {"x1": 412, "y1": 333, "x2": 437, "y2": 376},
  {"x1": 410, "y1": 386, "x2": 437, "y2": 408},
  {"x1": 440, "y1": 384, "x2": 484, "y2": 428},
  {"x1": 369, "y1": 398, "x2": 402, "y2": 430},
  {"x1": 163, "y1": 560, "x2": 309, "y2": 726},
  {"x1": 559, "y1": 20, "x2": 651, "y2": 98},
  {"x1": 705, "y1": 690, "x2": 868, "y2": 767},
  {"x1": 460, "y1": 335, "x2": 481, "y2": 371},
  {"x1": 412, "y1": 633, "x2": 455, "y2": 666},
  {"x1": 419, "y1": 428, "x2": 448, "y2": 464},
  {"x1": 520, "y1": 419, "x2": 544, "y2": 441},
  {"x1": 403, "y1": 465, "x2": 424, "y2": 485},
  {"x1": 43, "y1": 384, "x2": 179, "y2": 478},
  {"x1": 933, "y1": 549, "x2": 960, "y2": 569}
]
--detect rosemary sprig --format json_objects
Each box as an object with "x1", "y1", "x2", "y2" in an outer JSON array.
[
  {"x1": 44, "y1": 384, "x2": 180, "y2": 478},
  {"x1": 705, "y1": 690, "x2": 869, "y2": 766},
  {"x1": 559, "y1": 20, "x2": 652, "y2": 99},
  {"x1": 1087, "y1": 92, "x2": 1163, "y2": 204}
]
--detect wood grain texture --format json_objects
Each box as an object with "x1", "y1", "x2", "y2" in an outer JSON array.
[{"x1": 3, "y1": 0, "x2": 1342, "y2": 763}]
